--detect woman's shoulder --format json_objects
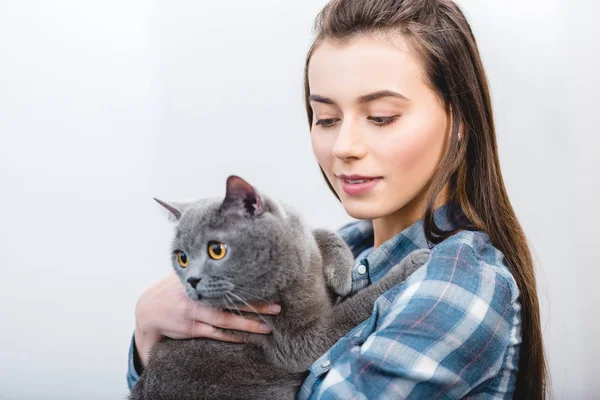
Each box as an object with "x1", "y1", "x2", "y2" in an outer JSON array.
[
  {"x1": 336, "y1": 219, "x2": 521, "y2": 310},
  {"x1": 400, "y1": 229, "x2": 523, "y2": 339},
  {"x1": 427, "y1": 229, "x2": 520, "y2": 303},
  {"x1": 383, "y1": 229, "x2": 522, "y2": 359}
]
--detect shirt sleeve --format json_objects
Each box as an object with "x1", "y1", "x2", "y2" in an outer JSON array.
[
  {"x1": 315, "y1": 242, "x2": 521, "y2": 400},
  {"x1": 126, "y1": 331, "x2": 143, "y2": 391}
]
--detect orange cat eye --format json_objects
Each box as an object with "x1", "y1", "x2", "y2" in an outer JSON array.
[
  {"x1": 176, "y1": 250, "x2": 189, "y2": 268},
  {"x1": 207, "y1": 241, "x2": 227, "y2": 260}
]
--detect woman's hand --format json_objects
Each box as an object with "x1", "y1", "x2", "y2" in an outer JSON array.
[{"x1": 134, "y1": 270, "x2": 281, "y2": 368}]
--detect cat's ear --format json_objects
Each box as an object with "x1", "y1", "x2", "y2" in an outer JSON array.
[
  {"x1": 153, "y1": 198, "x2": 189, "y2": 221},
  {"x1": 219, "y1": 175, "x2": 264, "y2": 217}
]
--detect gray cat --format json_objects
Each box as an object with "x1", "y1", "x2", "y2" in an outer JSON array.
[{"x1": 130, "y1": 175, "x2": 430, "y2": 400}]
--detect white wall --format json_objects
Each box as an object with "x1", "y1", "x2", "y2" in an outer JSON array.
[
  {"x1": 0, "y1": 1, "x2": 597, "y2": 398},
  {"x1": 0, "y1": 1, "x2": 161, "y2": 399}
]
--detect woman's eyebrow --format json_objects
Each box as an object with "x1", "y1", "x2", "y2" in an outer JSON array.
[{"x1": 309, "y1": 90, "x2": 409, "y2": 105}]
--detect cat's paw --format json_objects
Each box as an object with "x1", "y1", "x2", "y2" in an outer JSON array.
[
  {"x1": 326, "y1": 270, "x2": 352, "y2": 298},
  {"x1": 404, "y1": 248, "x2": 431, "y2": 268},
  {"x1": 313, "y1": 228, "x2": 354, "y2": 298}
]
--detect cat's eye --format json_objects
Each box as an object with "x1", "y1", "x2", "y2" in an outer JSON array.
[
  {"x1": 207, "y1": 241, "x2": 228, "y2": 260},
  {"x1": 176, "y1": 250, "x2": 189, "y2": 268}
]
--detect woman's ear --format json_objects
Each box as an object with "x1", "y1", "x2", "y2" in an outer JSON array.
[
  {"x1": 447, "y1": 107, "x2": 464, "y2": 144},
  {"x1": 457, "y1": 118, "x2": 465, "y2": 141}
]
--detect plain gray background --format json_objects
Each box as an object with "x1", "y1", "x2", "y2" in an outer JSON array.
[{"x1": 0, "y1": 0, "x2": 598, "y2": 398}]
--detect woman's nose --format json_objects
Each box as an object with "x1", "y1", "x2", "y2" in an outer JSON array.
[{"x1": 331, "y1": 121, "x2": 367, "y2": 160}]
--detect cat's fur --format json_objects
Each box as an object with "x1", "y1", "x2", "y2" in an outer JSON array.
[{"x1": 130, "y1": 175, "x2": 430, "y2": 400}]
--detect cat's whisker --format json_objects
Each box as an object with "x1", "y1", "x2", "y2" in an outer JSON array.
[
  {"x1": 224, "y1": 293, "x2": 242, "y2": 315},
  {"x1": 222, "y1": 293, "x2": 233, "y2": 310},
  {"x1": 227, "y1": 291, "x2": 269, "y2": 325},
  {"x1": 225, "y1": 291, "x2": 246, "y2": 315}
]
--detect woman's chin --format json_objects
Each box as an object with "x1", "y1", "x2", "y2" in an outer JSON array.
[{"x1": 341, "y1": 199, "x2": 385, "y2": 221}]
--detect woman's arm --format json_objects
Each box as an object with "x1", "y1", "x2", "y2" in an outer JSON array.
[
  {"x1": 311, "y1": 242, "x2": 521, "y2": 399},
  {"x1": 126, "y1": 332, "x2": 144, "y2": 391}
]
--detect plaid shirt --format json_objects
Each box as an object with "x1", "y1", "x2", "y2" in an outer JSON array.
[
  {"x1": 127, "y1": 203, "x2": 521, "y2": 399},
  {"x1": 299, "y1": 204, "x2": 521, "y2": 399}
]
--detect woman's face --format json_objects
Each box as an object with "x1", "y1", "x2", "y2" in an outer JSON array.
[{"x1": 308, "y1": 35, "x2": 451, "y2": 221}]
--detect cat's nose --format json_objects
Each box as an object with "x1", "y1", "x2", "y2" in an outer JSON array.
[{"x1": 187, "y1": 277, "x2": 201, "y2": 289}]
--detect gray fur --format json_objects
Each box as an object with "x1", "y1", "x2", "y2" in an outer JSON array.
[{"x1": 130, "y1": 176, "x2": 430, "y2": 400}]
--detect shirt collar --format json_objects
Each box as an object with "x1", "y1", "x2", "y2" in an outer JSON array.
[{"x1": 337, "y1": 202, "x2": 467, "y2": 284}]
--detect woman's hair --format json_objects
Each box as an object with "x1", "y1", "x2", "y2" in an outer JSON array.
[{"x1": 302, "y1": 0, "x2": 547, "y2": 398}]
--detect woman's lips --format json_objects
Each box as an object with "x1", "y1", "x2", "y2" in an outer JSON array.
[{"x1": 338, "y1": 176, "x2": 382, "y2": 196}]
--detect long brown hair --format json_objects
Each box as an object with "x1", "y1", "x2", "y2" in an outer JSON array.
[{"x1": 302, "y1": 0, "x2": 547, "y2": 398}]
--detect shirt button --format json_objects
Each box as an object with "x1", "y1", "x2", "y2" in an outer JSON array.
[
  {"x1": 321, "y1": 359, "x2": 331, "y2": 368},
  {"x1": 357, "y1": 264, "x2": 367, "y2": 275}
]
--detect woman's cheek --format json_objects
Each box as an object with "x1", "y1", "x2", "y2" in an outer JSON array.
[
  {"x1": 376, "y1": 130, "x2": 427, "y2": 171},
  {"x1": 376, "y1": 123, "x2": 447, "y2": 186},
  {"x1": 310, "y1": 131, "x2": 333, "y2": 170}
]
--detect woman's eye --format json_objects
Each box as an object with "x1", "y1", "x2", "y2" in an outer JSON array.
[
  {"x1": 315, "y1": 118, "x2": 339, "y2": 129},
  {"x1": 368, "y1": 116, "x2": 399, "y2": 127},
  {"x1": 315, "y1": 116, "x2": 399, "y2": 129},
  {"x1": 176, "y1": 250, "x2": 188, "y2": 268},
  {"x1": 207, "y1": 241, "x2": 228, "y2": 260}
]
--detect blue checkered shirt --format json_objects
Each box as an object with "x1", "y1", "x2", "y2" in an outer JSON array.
[{"x1": 127, "y1": 203, "x2": 521, "y2": 399}]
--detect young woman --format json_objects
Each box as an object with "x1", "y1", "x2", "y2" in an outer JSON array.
[{"x1": 128, "y1": 0, "x2": 547, "y2": 398}]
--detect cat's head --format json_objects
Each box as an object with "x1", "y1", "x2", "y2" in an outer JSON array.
[{"x1": 154, "y1": 175, "x2": 311, "y2": 309}]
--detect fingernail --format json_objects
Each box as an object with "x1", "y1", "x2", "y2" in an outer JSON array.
[
  {"x1": 259, "y1": 323, "x2": 271, "y2": 333},
  {"x1": 269, "y1": 304, "x2": 281, "y2": 313}
]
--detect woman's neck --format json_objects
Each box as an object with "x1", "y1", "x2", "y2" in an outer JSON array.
[{"x1": 372, "y1": 186, "x2": 448, "y2": 248}]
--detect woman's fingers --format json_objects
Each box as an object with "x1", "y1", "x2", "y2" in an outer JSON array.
[
  {"x1": 236, "y1": 302, "x2": 281, "y2": 315},
  {"x1": 187, "y1": 302, "x2": 274, "y2": 334}
]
